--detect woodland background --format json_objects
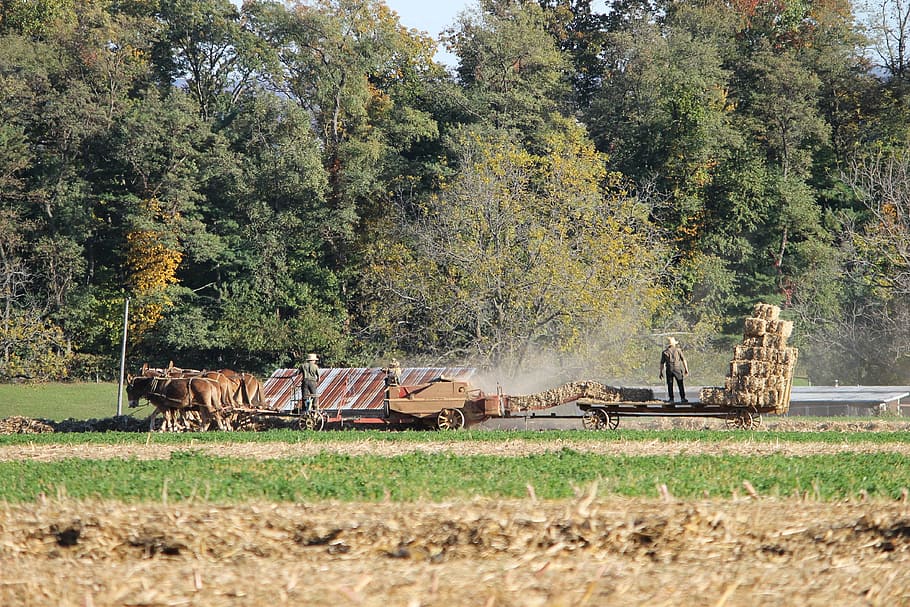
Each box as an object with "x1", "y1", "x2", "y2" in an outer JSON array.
[{"x1": 1, "y1": 0, "x2": 909, "y2": 385}]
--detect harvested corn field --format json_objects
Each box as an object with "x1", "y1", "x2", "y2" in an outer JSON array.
[{"x1": 1, "y1": 498, "x2": 909, "y2": 607}]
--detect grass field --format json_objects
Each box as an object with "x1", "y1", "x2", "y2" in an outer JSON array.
[
  {"x1": 0, "y1": 382, "x2": 126, "y2": 420},
  {"x1": 1, "y1": 450, "x2": 908, "y2": 503}
]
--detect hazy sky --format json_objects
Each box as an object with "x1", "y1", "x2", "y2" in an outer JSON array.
[
  {"x1": 385, "y1": 0, "x2": 469, "y2": 38},
  {"x1": 385, "y1": 0, "x2": 469, "y2": 65}
]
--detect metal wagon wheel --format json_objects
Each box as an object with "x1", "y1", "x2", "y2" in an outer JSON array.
[
  {"x1": 299, "y1": 411, "x2": 326, "y2": 432},
  {"x1": 582, "y1": 409, "x2": 619, "y2": 430},
  {"x1": 582, "y1": 410, "x2": 601, "y2": 430},
  {"x1": 724, "y1": 409, "x2": 753, "y2": 430},
  {"x1": 437, "y1": 408, "x2": 466, "y2": 431},
  {"x1": 750, "y1": 411, "x2": 763, "y2": 429}
]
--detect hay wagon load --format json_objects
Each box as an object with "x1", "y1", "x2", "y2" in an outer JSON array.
[{"x1": 502, "y1": 303, "x2": 798, "y2": 430}]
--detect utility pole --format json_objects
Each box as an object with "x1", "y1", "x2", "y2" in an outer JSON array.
[{"x1": 116, "y1": 297, "x2": 130, "y2": 416}]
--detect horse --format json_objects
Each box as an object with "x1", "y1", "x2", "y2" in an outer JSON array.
[
  {"x1": 217, "y1": 369, "x2": 264, "y2": 407},
  {"x1": 127, "y1": 375, "x2": 229, "y2": 431}
]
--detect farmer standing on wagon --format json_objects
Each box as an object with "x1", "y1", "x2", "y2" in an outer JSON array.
[
  {"x1": 659, "y1": 337, "x2": 689, "y2": 404},
  {"x1": 299, "y1": 353, "x2": 321, "y2": 409}
]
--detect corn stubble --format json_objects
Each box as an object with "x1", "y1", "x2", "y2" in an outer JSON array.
[{"x1": 1, "y1": 497, "x2": 908, "y2": 606}]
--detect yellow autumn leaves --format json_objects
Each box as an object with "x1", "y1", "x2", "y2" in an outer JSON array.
[{"x1": 125, "y1": 199, "x2": 182, "y2": 342}]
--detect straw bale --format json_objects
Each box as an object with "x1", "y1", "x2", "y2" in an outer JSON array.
[
  {"x1": 507, "y1": 381, "x2": 622, "y2": 411},
  {"x1": 733, "y1": 346, "x2": 773, "y2": 361},
  {"x1": 741, "y1": 336, "x2": 764, "y2": 348},
  {"x1": 729, "y1": 391, "x2": 757, "y2": 408},
  {"x1": 730, "y1": 360, "x2": 772, "y2": 377},
  {"x1": 752, "y1": 302, "x2": 781, "y2": 321},
  {"x1": 766, "y1": 319, "x2": 794, "y2": 338},
  {"x1": 698, "y1": 387, "x2": 726, "y2": 405},
  {"x1": 765, "y1": 333, "x2": 787, "y2": 349},
  {"x1": 741, "y1": 376, "x2": 767, "y2": 393},
  {"x1": 781, "y1": 348, "x2": 798, "y2": 366},
  {"x1": 743, "y1": 317, "x2": 767, "y2": 337},
  {"x1": 741, "y1": 334, "x2": 789, "y2": 349}
]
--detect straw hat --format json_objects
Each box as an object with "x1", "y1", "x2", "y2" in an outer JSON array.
[
  {"x1": 306, "y1": 353, "x2": 318, "y2": 362},
  {"x1": 389, "y1": 358, "x2": 400, "y2": 368},
  {"x1": 666, "y1": 336, "x2": 678, "y2": 346}
]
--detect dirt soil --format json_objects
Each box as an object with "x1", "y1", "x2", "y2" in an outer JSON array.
[{"x1": 1, "y1": 497, "x2": 908, "y2": 607}]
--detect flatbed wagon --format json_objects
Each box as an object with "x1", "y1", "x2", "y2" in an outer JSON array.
[{"x1": 573, "y1": 399, "x2": 771, "y2": 430}]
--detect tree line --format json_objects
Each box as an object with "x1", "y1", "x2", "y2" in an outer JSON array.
[{"x1": 1, "y1": 0, "x2": 908, "y2": 384}]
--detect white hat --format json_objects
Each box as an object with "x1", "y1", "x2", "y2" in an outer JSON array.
[
  {"x1": 306, "y1": 353, "x2": 318, "y2": 361},
  {"x1": 666, "y1": 336, "x2": 678, "y2": 346}
]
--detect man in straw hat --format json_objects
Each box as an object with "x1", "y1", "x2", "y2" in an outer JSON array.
[
  {"x1": 659, "y1": 337, "x2": 689, "y2": 404},
  {"x1": 384, "y1": 358, "x2": 402, "y2": 387},
  {"x1": 299, "y1": 353, "x2": 321, "y2": 408}
]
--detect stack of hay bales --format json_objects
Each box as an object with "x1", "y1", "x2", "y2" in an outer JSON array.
[
  {"x1": 506, "y1": 381, "x2": 655, "y2": 413},
  {"x1": 507, "y1": 381, "x2": 622, "y2": 412},
  {"x1": 699, "y1": 303, "x2": 798, "y2": 414}
]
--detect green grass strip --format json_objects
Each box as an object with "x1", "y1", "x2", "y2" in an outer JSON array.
[
  {"x1": 1, "y1": 428, "x2": 910, "y2": 447},
  {"x1": 1, "y1": 451, "x2": 908, "y2": 503}
]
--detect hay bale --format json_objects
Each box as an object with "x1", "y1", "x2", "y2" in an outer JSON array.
[
  {"x1": 766, "y1": 320, "x2": 794, "y2": 338},
  {"x1": 743, "y1": 318, "x2": 767, "y2": 337},
  {"x1": 699, "y1": 387, "x2": 726, "y2": 405},
  {"x1": 507, "y1": 381, "x2": 622, "y2": 411},
  {"x1": 752, "y1": 303, "x2": 781, "y2": 321},
  {"x1": 734, "y1": 346, "x2": 774, "y2": 361}
]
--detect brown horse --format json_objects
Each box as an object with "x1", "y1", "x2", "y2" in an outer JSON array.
[
  {"x1": 127, "y1": 375, "x2": 229, "y2": 431},
  {"x1": 217, "y1": 369, "x2": 263, "y2": 406},
  {"x1": 138, "y1": 364, "x2": 240, "y2": 408}
]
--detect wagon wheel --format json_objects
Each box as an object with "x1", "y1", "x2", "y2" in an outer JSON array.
[
  {"x1": 299, "y1": 411, "x2": 326, "y2": 432},
  {"x1": 749, "y1": 412, "x2": 763, "y2": 429},
  {"x1": 724, "y1": 409, "x2": 753, "y2": 430},
  {"x1": 581, "y1": 410, "x2": 602, "y2": 430},
  {"x1": 605, "y1": 410, "x2": 620, "y2": 430},
  {"x1": 437, "y1": 408, "x2": 465, "y2": 431},
  {"x1": 231, "y1": 411, "x2": 255, "y2": 430}
]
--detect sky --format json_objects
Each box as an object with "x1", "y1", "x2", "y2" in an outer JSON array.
[
  {"x1": 382, "y1": 0, "x2": 471, "y2": 66},
  {"x1": 384, "y1": 0, "x2": 469, "y2": 38}
]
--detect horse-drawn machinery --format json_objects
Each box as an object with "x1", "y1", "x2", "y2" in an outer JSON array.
[{"x1": 127, "y1": 303, "x2": 798, "y2": 433}]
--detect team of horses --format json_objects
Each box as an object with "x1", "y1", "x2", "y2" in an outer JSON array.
[{"x1": 126, "y1": 363, "x2": 264, "y2": 432}]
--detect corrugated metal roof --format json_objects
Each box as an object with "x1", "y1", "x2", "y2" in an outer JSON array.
[
  {"x1": 789, "y1": 386, "x2": 910, "y2": 405},
  {"x1": 261, "y1": 367, "x2": 477, "y2": 413}
]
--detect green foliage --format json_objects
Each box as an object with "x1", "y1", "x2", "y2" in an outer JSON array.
[
  {"x1": 0, "y1": 0, "x2": 75, "y2": 37},
  {"x1": 360, "y1": 122, "x2": 670, "y2": 376},
  {"x1": 0, "y1": 0, "x2": 906, "y2": 383},
  {"x1": 447, "y1": 0, "x2": 571, "y2": 148},
  {"x1": 0, "y1": 448, "x2": 907, "y2": 502}
]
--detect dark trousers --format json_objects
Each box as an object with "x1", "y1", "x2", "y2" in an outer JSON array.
[
  {"x1": 666, "y1": 375, "x2": 686, "y2": 401},
  {"x1": 303, "y1": 379, "x2": 318, "y2": 397}
]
